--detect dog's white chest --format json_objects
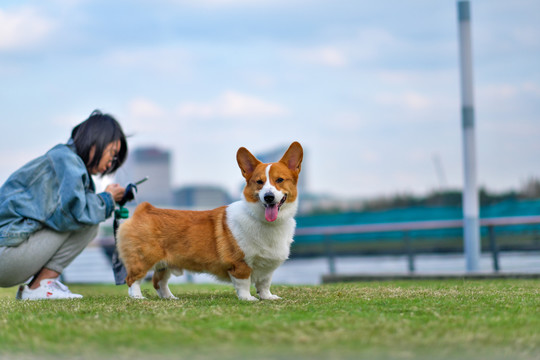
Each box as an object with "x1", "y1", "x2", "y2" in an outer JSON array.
[{"x1": 226, "y1": 201, "x2": 295, "y2": 269}]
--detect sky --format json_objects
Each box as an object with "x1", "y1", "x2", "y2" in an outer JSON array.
[{"x1": 0, "y1": 0, "x2": 539, "y2": 200}]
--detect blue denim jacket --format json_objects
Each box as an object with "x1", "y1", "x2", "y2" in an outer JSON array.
[{"x1": 0, "y1": 143, "x2": 115, "y2": 246}]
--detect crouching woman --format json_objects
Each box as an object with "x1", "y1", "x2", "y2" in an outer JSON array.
[{"x1": 0, "y1": 110, "x2": 127, "y2": 300}]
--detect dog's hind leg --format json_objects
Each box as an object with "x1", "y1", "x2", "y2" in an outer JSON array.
[
  {"x1": 125, "y1": 260, "x2": 156, "y2": 299},
  {"x1": 153, "y1": 268, "x2": 178, "y2": 299}
]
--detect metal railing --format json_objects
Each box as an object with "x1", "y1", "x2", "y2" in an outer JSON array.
[{"x1": 294, "y1": 215, "x2": 540, "y2": 274}]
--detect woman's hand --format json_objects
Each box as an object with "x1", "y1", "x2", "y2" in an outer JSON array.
[{"x1": 105, "y1": 183, "x2": 125, "y2": 203}]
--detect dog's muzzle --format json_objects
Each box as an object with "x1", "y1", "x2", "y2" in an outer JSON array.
[{"x1": 263, "y1": 192, "x2": 287, "y2": 222}]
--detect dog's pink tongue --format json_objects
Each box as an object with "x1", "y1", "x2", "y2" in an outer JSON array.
[{"x1": 265, "y1": 205, "x2": 279, "y2": 222}]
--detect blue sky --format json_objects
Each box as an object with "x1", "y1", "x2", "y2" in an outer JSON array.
[{"x1": 1, "y1": 0, "x2": 539, "y2": 199}]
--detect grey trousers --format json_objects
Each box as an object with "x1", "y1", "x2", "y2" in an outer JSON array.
[{"x1": 0, "y1": 225, "x2": 98, "y2": 287}]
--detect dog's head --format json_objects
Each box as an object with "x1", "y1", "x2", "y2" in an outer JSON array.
[{"x1": 237, "y1": 142, "x2": 303, "y2": 222}]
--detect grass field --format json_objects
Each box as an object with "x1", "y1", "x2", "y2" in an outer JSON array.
[{"x1": 1, "y1": 279, "x2": 539, "y2": 360}]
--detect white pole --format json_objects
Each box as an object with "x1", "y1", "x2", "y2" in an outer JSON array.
[{"x1": 457, "y1": 0, "x2": 480, "y2": 272}]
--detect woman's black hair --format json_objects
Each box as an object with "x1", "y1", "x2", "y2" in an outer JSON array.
[{"x1": 71, "y1": 110, "x2": 128, "y2": 175}]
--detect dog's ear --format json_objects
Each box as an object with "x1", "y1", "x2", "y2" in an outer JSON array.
[
  {"x1": 237, "y1": 147, "x2": 261, "y2": 180},
  {"x1": 279, "y1": 141, "x2": 303, "y2": 174}
]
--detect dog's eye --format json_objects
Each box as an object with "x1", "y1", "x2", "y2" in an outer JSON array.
[
  {"x1": 276, "y1": 178, "x2": 284, "y2": 184},
  {"x1": 256, "y1": 180, "x2": 264, "y2": 185}
]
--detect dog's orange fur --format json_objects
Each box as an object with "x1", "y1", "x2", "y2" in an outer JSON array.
[{"x1": 117, "y1": 203, "x2": 251, "y2": 290}]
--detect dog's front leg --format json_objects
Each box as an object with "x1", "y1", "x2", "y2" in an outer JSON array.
[
  {"x1": 128, "y1": 279, "x2": 146, "y2": 299},
  {"x1": 255, "y1": 272, "x2": 281, "y2": 300},
  {"x1": 229, "y1": 273, "x2": 258, "y2": 301}
]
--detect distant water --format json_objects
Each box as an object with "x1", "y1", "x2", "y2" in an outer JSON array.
[{"x1": 62, "y1": 246, "x2": 540, "y2": 285}]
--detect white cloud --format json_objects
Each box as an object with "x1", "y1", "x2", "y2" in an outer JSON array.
[
  {"x1": 244, "y1": 72, "x2": 277, "y2": 89},
  {"x1": 282, "y1": 27, "x2": 441, "y2": 69},
  {"x1": 522, "y1": 82, "x2": 540, "y2": 97},
  {"x1": 373, "y1": 70, "x2": 459, "y2": 117},
  {"x1": 479, "y1": 82, "x2": 540, "y2": 101},
  {"x1": 512, "y1": 26, "x2": 540, "y2": 47},
  {"x1": 286, "y1": 46, "x2": 349, "y2": 68},
  {"x1": 0, "y1": 7, "x2": 55, "y2": 51},
  {"x1": 353, "y1": 28, "x2": 401, "y2": 60},
  {"x1": 480, "y1": 84, "x2": 519, "y2": 100},
  {"x1": 51, "y1": 114, "x2": 82, "y2": 128},
  {"x1": 166, "y1": 0, "x2": 303, "y2": 9},
  {"x1": 176, "y1": 91, "x2": 288, "y2": 119},
  {"x1": 128, "y1": 98, "x2": 167, "y2": 119},
  {"x1": 102, "y1": 47, "x2": 192, "y2": 75},
  {"x1": 124, "y1": 98, "x2": 172, "y2": 136},
  {"x1": 374, "y1": 91, "x2": 432, "y2": 111},
  {"x1": 327, "y1": 112, "x2": 367, "y2": 131},
  {"x1": 377, "y1": 69, "x2": 456, "y2": 87}
]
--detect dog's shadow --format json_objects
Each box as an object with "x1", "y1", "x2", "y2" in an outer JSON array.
[{"x1": 140, "y1": 289, "x2": 244, "y2": 303}]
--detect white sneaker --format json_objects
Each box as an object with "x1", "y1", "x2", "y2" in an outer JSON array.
[{"x1": 16, "y1": 279, "x2": 83, "y2": 300}]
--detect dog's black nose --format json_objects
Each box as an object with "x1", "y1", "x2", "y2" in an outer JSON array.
[{"x1": 264, "y1": 192, "x2": 275, "y2": 203}]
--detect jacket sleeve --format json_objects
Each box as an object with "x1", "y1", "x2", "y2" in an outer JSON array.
[{"x1": 46, "y1": 150, "x2": 115, "y2": 231}]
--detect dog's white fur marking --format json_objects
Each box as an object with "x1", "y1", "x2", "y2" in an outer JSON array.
[
  {"x1": 226, "y1": 193, "x2": 297, "y2": 300},
  {"x1": 128, "y1": 280, "x2": 145, "y2": 299},
  {"x1": 259, "y1": 165, "x2": 286, "y2": 205},
  {"x1": 229, "y1": 273, "x2": 258, "y2": 301},
  {"x1": 155, "y1": 269, "x2": 178, "y2": 299}
]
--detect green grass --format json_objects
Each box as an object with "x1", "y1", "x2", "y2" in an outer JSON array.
[{"x1": 1, "y1": 280, "x2": 539, "y2": 360}]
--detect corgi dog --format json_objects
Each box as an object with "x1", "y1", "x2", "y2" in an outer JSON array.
[{"x1": 117, "y1": 142, "x2": 303, "y2": 301}]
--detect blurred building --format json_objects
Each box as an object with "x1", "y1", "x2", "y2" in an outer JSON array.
[
  {"x1": 173, "y1": 185, "x2": 232, "y2": 210},
  {"x1": 115, "y1": 147, "x2": 173, "y2": 206}
]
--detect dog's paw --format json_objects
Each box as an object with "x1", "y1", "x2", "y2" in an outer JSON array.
[
  {"x1": 129, "y1": 294, "x2": 147, "y2": 300},
  {"x1": 239, "y1": 294, "x2": 259, "y2": 301},
  {"x1": 156, "y1": 289, "x2": 178, "y2": 300},
  {"x1": 262, "y1": 294, "x2": 282, "y2": 300},
  {"x1": 160, "y1": 294, "x2": 179, "y2": 300},
  {"x1": 128, "y1": 286, "x2": 146, "y2": 299}
]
